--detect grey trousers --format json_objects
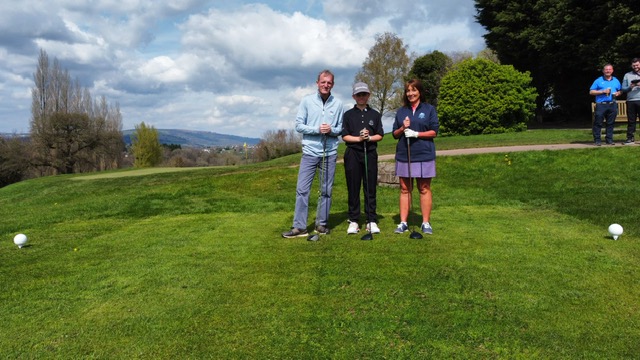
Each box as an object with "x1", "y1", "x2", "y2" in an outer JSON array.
[{"x1": 293, "y1": 153, "x2": 337, "y2": 230}]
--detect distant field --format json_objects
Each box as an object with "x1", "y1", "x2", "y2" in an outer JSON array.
[{"x1": 73, "y1": 166, "x2": 214, "y2": 180}]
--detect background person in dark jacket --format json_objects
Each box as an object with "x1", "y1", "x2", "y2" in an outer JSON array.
[{"x1": 391, "y1": 79, "x2": 439, "y2": 235}]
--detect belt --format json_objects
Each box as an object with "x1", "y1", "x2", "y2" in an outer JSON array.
[{"x1": 597, "y1": 101, "x2": 616, "y2": 104}]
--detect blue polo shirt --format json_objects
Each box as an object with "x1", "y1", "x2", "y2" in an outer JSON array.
[
  {"x1": 590, "y1": 76, "x2": 621, "y2": 103},
  {"x1": 392, "y1": 102, "x2": 439, "y2": 162}
]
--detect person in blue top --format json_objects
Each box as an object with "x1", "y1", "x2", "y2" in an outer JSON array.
[
  {"x1": 590, "y1": 64, "x2": 622, "y2": 146},
  {"x1": 392, "y1": 79, "x2": 439, "y2": 235},
  {"x1": 282, "y1": 69, "x2": 344, "y2": 239}
]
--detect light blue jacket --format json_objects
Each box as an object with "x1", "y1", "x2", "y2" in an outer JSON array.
[{"x1": 295, "y1": 91, "x2": 344, "y2": 157}]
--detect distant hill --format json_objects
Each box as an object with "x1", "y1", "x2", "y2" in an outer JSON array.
[
  {"x1": 2, "y1": 129, "x2": 260, "y2": 148},
  {"x1": 122, "y1": 129, "x2": 261, "y2": 148}
]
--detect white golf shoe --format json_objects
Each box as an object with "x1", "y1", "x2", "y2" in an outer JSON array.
[
  {"x1": 366, "y1": 222, "x2": 381, "y2": 234},
  {"x1": 347, "y1": 221, "x2": 360, "y2": 234}
]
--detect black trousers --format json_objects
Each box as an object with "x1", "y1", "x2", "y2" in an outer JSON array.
[
  {"x1": 344, "y1": 147, "x2": 378, "y2": 223},
  {"x1": 627, "y1": 100, "x2": 640, "y2": 140}
]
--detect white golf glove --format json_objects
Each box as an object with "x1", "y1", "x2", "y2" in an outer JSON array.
[{"x1": 404, "y1": 128, "x2": 419, "y2": 138}]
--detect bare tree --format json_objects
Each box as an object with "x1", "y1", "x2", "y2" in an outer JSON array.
[
  {"x1": 31, "y1": 112, "x2": 96, "y2": 174},
  {"x1": 447, "y1": 51, "x2": 474, "y2": 66},
  {"x1": 31, "y1": 49, "x2": 50, "y2": 128},
  {"x1": 30, "y1": 49, "x2": 124, "y2": 175},
  {"x1": 86, "y1": 97, "x2": 125, "y2": 171},
  {"x1": 476, "y1": 48, "x2": 500, "y2": 64},
  {"x1": 355, "y1": 32, "x2": 412, "y2": 116},
  {"x1": 254, "y1": 129, "x2": 301, "y2": 162}
]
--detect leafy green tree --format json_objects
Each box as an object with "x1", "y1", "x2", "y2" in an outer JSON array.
[
  {"x1": 408, "y1": 51, "x2": 453, "y2": 107},
  {"x1": 475, "y1": 0, "x2": 640, "y2": 122},
  {"x1": 355, "y1": 32, "x2": 412, "y2": 116},
  {"x1": 131, "y1": 122, "x2": 163, "y2": 168},
  {"x1": 438, "y1": 58, "x2": 537, "y2": 135}
]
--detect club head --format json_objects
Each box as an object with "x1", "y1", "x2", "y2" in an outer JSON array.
[
  {"x1": 409, "y1": 231, "x2": 423, "y2": 240},
  {"x1": 307, "y1": 234, "x2": 320, "y2": 242},
  {"x1": 360, "y1": 232, "x2": 373, "y2": 241}
]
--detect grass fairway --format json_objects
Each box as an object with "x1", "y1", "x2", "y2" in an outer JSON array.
[
  {"x1": 1, "y1": 129, "x2": 639, "y2": 358},
  {"x1": 73, "y1": 166, "x2": 215, "y2": 180}
]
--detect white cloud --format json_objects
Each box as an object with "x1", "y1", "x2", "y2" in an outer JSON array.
[
  {"x1": 181, "y1": 4, "x2": 368, "y2": 70},
  {"x1": 0, "y1": 0, "x2": 486, "y2": 138},
  {"x1": 216, "y1": 95, "x2": 269, "y2": 107},
  {"x1": 139, "y1": 56, "x2": 189, "y2": 83}
]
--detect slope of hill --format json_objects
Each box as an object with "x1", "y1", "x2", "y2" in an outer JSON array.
[
  {"x1": 122, "y1": 129, "x2": 261, "y2": 147},
  {"x1": 2, "y1": 143, "x2": 640, "y2": 358}
]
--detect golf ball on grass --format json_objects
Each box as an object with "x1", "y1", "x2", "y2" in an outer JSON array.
[
  {"x1": 13, "y1": 233, "x2": 28, "y2": 248},
  {"x1": 608, "y1": 224, "x2": 623, "y2": 240}
]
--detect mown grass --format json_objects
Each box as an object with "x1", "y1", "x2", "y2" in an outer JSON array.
[
  {"x1": 1, "y1": 128, "x2": 639, "y2": 358},
  {"x1": 373, "y1": 127, "x2": 597, "y2": 155}
]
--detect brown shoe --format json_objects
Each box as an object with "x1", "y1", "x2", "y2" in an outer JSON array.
[
  {"x1": 315, "y1": 225, "x2": 330, "y2": 234},
  {"x1": 282, "y1": 228, "x2": 308, "y2": 238}
]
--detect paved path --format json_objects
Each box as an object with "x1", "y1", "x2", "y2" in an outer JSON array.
[{"x1": 378, "y1": 142, "x2": 637, "y2": 161}]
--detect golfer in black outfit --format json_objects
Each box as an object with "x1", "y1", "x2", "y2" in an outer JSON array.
[{"x1": 341, "y1": 82, "x2": 384, "y2": 235}]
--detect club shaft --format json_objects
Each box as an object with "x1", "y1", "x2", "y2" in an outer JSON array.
[{"x1": 363, "y1": 140, "x2": 369, "y2": 224}]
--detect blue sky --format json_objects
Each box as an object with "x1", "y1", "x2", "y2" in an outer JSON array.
[{"x1": 0, "y1": 0, "x2": 486, "y2": 138}]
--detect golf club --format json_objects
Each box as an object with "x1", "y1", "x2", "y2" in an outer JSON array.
[
  {"x1": 308, "y1": 134, "x2": 327, "y2": 241},
  {"x1": 406, "y1": 136, "x2": 423, "y2": 240},
  {"x1": 360, "y1": 137, "x2": 373, "y2": 241}
]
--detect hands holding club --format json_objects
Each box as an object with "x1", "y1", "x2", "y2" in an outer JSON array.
[
  {"x1": 319, "y1": 123, "x2": 331, "y2": 134},
  {"x1": 404, "y1": 128, "x2": 419, "y2": 138},
  {"x1": 359, "y1": 128, "x2": 370, "y2": 142},
  {"x1": 402, "y1": 116, "x2": 419, "y2": 138}
]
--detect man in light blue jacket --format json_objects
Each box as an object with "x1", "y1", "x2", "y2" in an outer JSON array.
[{"x1": 282, "y1": 69, "x2": 344, "y2": 239}]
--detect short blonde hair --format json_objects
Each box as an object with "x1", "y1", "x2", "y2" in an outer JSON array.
[{"x1": 317, "y1": 69, "x2": 334, "y2": 82}]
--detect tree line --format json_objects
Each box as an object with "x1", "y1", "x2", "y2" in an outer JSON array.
[
  {"x1": 356, "y1": 33, "x2": 536, "y2": 136},
  {"x1": 475, "y1": 0, "x2": 640, "y2": 121},
  {"x1": 1, "y1": 50, "x2": 125, "y2": 187},
  {"x1": 3, "y1": 1, "x2": 636, "y2": 186},
  {"x1": 31, "y1": 50, "x2": 125, "y2": 175},
  {"x1": 1, "y1": 50, "x2": 287, "y2": 188},
  {"x1": 0, "y1": 39, "x2": 539, "y2": 188},
  {"x1": 357, "y1": 0, "x2": 639, "y2": 127}
]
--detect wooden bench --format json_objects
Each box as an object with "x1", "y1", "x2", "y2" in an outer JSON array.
[{"x1": 591, "y1": 100, "x2": 627, "y2": 122}]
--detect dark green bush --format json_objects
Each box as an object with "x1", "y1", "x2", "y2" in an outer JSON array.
[
  {"x1": 438, "y1": 58, "x2": 536, "y2": 135},
  {"x1": 0, "y1": 136, "x2": 30, "y2": 188}
]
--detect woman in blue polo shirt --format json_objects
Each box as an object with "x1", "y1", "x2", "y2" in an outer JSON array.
[{"x1": 391, "y1": 79, "x2": 439, "y2": 235}]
